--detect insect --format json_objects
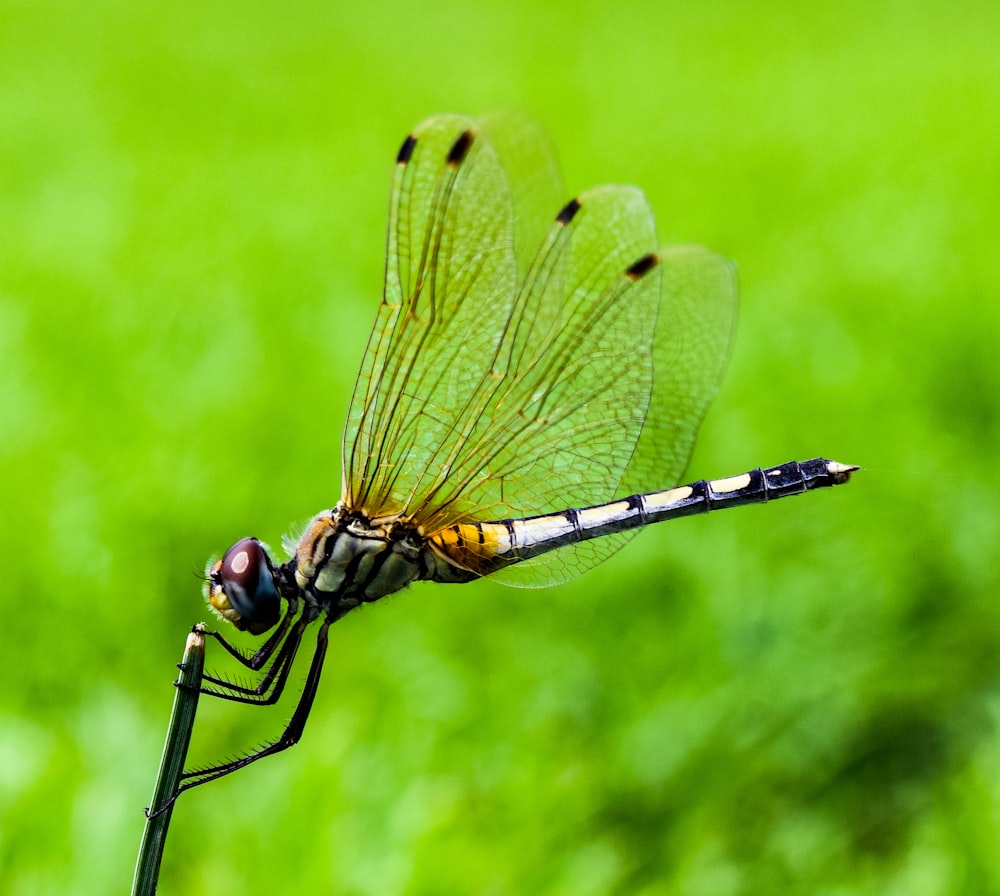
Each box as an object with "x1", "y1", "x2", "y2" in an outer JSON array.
[{"x1": 179, "y1": 113, "x2": 855, "y2": 799}]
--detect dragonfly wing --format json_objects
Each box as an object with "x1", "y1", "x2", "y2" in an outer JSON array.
[
  {"x1": 342, "y1": 114, "x2": 736, "y2": 587},
  {"x1": 343, "y1": 114, "x2": 545, "y2": 520},
  {"x1": 426, "y1": 182, "x2": 661, "y2": 528},
  {"x1": 493, "y1": 245, "x2": 737, "y2": 588},
  {"x1": 619, "y1": 244, "x2": 737, "y2": 496},
  {"x1": 477, "y1": 112, "x2": 566, "y2": 281}
]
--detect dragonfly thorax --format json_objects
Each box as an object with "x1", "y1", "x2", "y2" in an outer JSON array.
[{"x1": 293, "y1": 506, "x2": 435, "y2": 609}]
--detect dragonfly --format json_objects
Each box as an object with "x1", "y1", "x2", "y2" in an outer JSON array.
[{"x1": 176, "y1": 113, "x2": 855, "y2": 801}]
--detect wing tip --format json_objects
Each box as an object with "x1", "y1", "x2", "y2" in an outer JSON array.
[
  {"x1": 447, "y1": 129, "x2": 475, "y2": 166},
  {"x1": 625, "y1": 252, "x2": 660, "y2": 280},
  {"x1": 397, "y1": 133, "x2": 417, "y2": 165},
  {"x1": 556, "y1": 196, "x2": 582, "y2": 224}
]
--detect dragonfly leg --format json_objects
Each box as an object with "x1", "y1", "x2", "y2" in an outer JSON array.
[
  {"x1": 205, "y1": 595, "x2": 300, "y2": 669},
  {"x1": 192, "y1": 600, "x2": 319, "y2": 702},
  {"x1": 150, "y1": 618, "x2": 332, "y2": 814},
  {"x1": 193, "y1": 615, "x2": 310, "y2": 704}
]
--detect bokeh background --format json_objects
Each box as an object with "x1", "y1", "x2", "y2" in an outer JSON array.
[{"x1": 2, "y1": 1, "x2": 999, "y2": 893}]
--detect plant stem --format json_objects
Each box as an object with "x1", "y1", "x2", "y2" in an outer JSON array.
[{"x1": 132, "y1": 625, "x2": 206, "y2": 896}]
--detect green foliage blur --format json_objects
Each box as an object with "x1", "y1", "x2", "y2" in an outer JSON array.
[{"x1": 2, "y1": 1, "x2": 998, "y2": 893}]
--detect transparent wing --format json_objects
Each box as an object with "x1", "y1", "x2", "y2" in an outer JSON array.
[
  {"x1": 342, "y1": 114, "x2": 736, "y2": 586},
  {"x1": 476, "y1": 113, "x2": 567, "y2": 281},
  {"x1": 343, "y1": 114, "x2": 518, "y2": 518},
  {"x1": 619, "y1": 245, "x2": 737, "y2": 496},
  {"x1": 494, "y1": 244, "x2": 737, "y2": 587}
]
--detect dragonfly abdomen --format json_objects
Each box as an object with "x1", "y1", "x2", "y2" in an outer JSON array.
[{"x1": 430, "y1": 459, "x2": 856, "y2": 577}]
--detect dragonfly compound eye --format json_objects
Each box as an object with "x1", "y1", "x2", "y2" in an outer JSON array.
[{"x1": 206, "y1": 537, "x2": 281, "y2": 635}]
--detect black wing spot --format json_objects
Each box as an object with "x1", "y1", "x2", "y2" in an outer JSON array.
[
  {"x1": 447, "y1": 129, "x2": 475, "y2": 166},
  {"x1": 556, "y1": 197, "x2": 581, "y2": 224},
  {"x1": 397, "y1": 134, "x2": 417, "y2": 165},
  {"x1": 625, "y1": 252, "x2": 660, "y2": 280}
]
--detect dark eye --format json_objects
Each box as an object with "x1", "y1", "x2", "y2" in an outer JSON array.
[{"x1": 206, "y1": 537, "x2": 281, "y2": 635}]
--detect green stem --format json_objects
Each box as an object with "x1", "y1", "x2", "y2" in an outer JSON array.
[{"x1": 132, "y1": 625, "x2": 206, "y2": 896}]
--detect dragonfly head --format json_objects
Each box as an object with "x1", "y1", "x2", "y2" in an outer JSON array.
[{"x1": 206, "y1": 537, "x2": 282, "y2": 635}]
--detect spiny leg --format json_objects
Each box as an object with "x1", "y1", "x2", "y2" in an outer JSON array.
[
  {"x1": 198, "y1": 615, "x2": 311, "y2": 705},
  {"x1": 150, "y1": 616, "x2": 334, "y2": 816}
]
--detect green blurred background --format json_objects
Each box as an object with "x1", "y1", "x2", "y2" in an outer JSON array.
[{"x1": 2, "y1": 0, "x2": 999, "y2": 893}]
